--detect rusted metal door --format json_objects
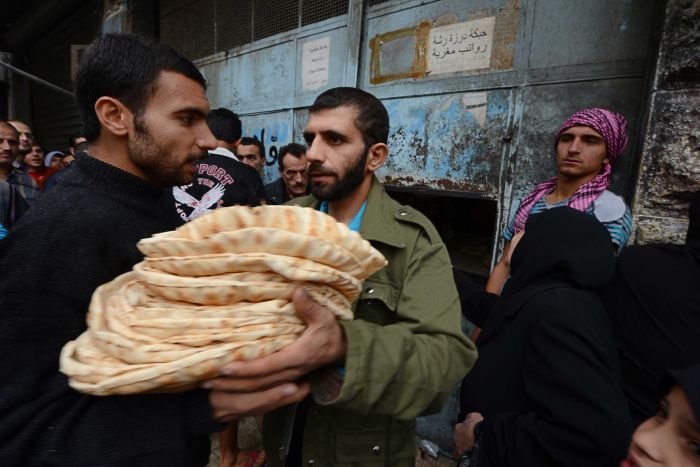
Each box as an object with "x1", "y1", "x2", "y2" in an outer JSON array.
[{"x1": 192, "y1": 0, "x2": 660, "y2": 262}]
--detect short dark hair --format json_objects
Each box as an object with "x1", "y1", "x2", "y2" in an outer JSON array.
[
  {"x1": 239, "y1": 136, "x2": 265, "y2": 158},
  {"x1": 76, "y1": 33, "x2": 206, "y2": 142},
  {"x1": 308, "y1": 87, "x2": 389, "y2": 148},
  {"x1": 67, "y1": 134, "x2": 85, "y2": 148},
  {"x1": 206, "y1": 108, "x2": 242, "y2": 143},
  {"x1": 277, "y1": 143, "x2": 306, "y2": 170}
]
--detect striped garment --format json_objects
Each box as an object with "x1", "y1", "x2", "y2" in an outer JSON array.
[{"x1": 503, "y1": 194, "x2": 633, "y2": 251}]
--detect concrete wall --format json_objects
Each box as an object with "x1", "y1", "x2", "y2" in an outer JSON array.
[{"x1": 632, "y1": 0, "x2": 700, "y2": 244}]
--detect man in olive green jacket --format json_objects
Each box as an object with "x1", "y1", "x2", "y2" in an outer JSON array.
[{"x1": 208, "y1": 87, "x2": 476, "y2": 466}]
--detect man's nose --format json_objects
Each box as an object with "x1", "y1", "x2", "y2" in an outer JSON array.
[
  {"x1": 568, "y1": 137, "x2": 582, "y2": 153},
  {"x1": 197, "y1": 124, "x2": 217, "y2": 151},
  {"x1": 305, "y1": 140, "x2": 323, "y2": 163}
]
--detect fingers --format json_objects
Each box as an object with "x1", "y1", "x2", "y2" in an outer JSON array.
[
  {"x1": 204, "y1": 366, "x2": 304, "y2": 392},
  {"x1": 209, "y1": 380, "x2": 310, "y2": 422},
  {"x1": 291, "y1": 288, "x2": 333, "y2": 324}
]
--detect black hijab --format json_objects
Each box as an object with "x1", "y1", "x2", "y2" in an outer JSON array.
[
  {"x1": 504, "y1": 206, "x2": 615, "y2": 299},
  {"x1": 597, "y1": 191, "x2": 700, "y2": 423}
]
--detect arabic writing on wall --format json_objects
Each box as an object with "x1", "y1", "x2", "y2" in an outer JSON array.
[
  {"x1": 428, "y1": 16, "x2": 496, "y2": 75},
  {"x1": 302, "y1": 36, "x2": 330, "y2": 91}
]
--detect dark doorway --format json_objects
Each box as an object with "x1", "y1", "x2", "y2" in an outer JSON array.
[{"x1": 386, "y1": 187, "x2": 497, "y2": 281}]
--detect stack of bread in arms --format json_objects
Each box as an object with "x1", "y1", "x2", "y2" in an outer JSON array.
[{"x1": 60, "y1": 205, "x2": 387, "y2": 396}]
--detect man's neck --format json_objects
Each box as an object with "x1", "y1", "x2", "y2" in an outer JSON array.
[
  {"x1": 548, "y1": 173, "x2": 599, "y2": 203},
  {"x1": 326, "y1": 176, "x2": 372, "y2": 225},
  {"x1": 0, "y1": 163, "x2": 12, "y2": 180},
  {"x1": 89, "y1": 139, "x2": 147, "y2": 181}
]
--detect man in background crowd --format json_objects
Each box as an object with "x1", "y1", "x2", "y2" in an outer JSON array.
[
  {"x1": 0, "y1": 121, "x2": 39, "y2": 204},
  {"x1": 237, "y1": 136, "x2": 265, "y2": 175},
  {"x1": 8, "y1": 120, "x2": 33, "y2": 169},
  {"x1": 264, "y1": 142, "x2": 309, "y2": 204}
]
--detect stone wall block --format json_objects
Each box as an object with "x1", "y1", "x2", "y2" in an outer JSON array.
[{"x1": 656, "y1": 0, "x2": 700, "y2": 90}]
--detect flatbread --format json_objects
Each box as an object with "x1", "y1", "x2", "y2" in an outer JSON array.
[
  {"x1": 171, "y1": 206, "x2": 386, "y2": 276},
  {"x1": 61, "y1": 205, "x2": 387, "y2": 396},
  {"x1": 138, "y1": 228, "x2": 371, "y2": 279},
  {"x1": 141, "y1": 253, "x2": 362, "y2": 301}
]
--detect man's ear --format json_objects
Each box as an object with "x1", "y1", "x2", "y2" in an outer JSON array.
[
  {"x1": 94, "y1": 96, "x2": 132, "y2": 137},
  {"x1": 366, "y1": 143, "x2": 388, "y2": 173}
]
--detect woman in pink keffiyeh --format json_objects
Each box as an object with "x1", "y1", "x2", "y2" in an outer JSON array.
[{"x1": 485, "y1": 108, "x2": 633, "y2": 295}]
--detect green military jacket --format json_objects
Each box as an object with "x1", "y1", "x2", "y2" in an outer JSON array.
[{"x1": 264, "y1": 176, "x2": 477, "y2": 466}]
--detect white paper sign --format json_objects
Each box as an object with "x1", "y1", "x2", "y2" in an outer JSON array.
[
  {"x1": 302, "y1": 36, "x2": 330, "y2": 91},
  {"x1": 428, "y1": 17, "x2": 496, "y2": 75}
]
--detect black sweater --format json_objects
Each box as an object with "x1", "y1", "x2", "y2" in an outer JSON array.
[{"x1": 0, "y1": 154, "x2": 220, "y2": 466}]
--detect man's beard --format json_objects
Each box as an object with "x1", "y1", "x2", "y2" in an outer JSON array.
[
  {"x1": 309, "y1": 148, "x2": 368, "y2": 202},
  {"x1": 127, "y1": 117, "x2": 204, "y2": 187}
]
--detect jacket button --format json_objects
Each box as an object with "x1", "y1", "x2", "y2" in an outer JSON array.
[
  {"x1": 308, "y1": 460, "x2": 315, "y2": 465},
  {"x1": 372, "y1": 445, "x2": 381, "y2": 455},
  {"x1": 366, "y1": 287, "x2": 374, "y2": 294}
]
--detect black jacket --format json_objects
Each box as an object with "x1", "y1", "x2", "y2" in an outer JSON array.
[
  {"x1": 0, "y1": 154, "x2": 220, "y2": 466},
  {"x1": 460, "y1": 207, "x2": 632, "y2": 467},
  {"x1": 160, "y1": 150, "x2": 264, "y2": 229},
  {"x1": 264, "y1": 177, "x2": 290, "y2": 205}
]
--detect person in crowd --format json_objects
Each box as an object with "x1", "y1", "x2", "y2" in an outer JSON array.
[
  {"x1": 624, "y1": 365, "x2": 700, "y2": 467},
  {"x1": 0, "y1": 179, "x2": 29, "y2": 237},
  {"x1": 206, "y1": 87, "x2": 477, "y2": 466},
  {"x1": 160, "y1": 107, "x2": 265, "y2": 228},
  {"x1": 264, "y1": 142, "x2": 309, "y2": 204},
  {"x1": 0, "y1": 121, "x2": 40, "y2": 204},
  {"x1": 600, "y1": 190, "x2": 700, "y2": 426},
  {"x1": 24, "y1": 143, "x2": 58, "y2": 191},
  {"x1": 44, "y1": 150, "x2": 65, "y2": 170},
  {"x1": 8, "y1": 120, "x2": 33, "y2": 168},
  {"x1": 487, "y1": 108, "x2": 633, "y2": 294},
  {"x1": 237, "y1": 136, "x2": 265, "y2": 175},
  {"x1": 67, "y1": 134, "x2": 88, "y2": 157},
  {"x1": 455, "y1": 207, "x2": 632, "y2": 466},
  {"x1": 0, "y1": 33, "x2": 310, "y2": 465}
]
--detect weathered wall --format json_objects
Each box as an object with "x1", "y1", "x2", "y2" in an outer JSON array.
[{"x1": 632, "y1": 0, "x2": 700, "y2": 244}]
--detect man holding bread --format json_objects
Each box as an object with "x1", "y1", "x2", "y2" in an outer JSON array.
[
  {"x1": 0, "y1": 34, "x2": 310, "y2": 465},
  {"x1": 206, "y1": 87, "x2": 478, "y2": 466}
]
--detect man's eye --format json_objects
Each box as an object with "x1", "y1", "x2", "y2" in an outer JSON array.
[
  {"x1": 559, "y1": 135, "x2": 573, "y2": 142},
  {"x1": 690, "y1": 440, "x2": 700, "y2": 458},
  {"x1": 180, "y1": 116, "x2": 194, "y2": 125}
]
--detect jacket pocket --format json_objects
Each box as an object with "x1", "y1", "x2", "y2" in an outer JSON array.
[
  {"x1": 354, "y1": 281, "x2": 400, "y2": 325},
  {"x1": 334, "y1": 426, "x2": 415, "y2": 466}
]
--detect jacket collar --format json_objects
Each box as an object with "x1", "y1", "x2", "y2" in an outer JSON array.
[
  {"x1": 359, "y1": 175, "x2": 405, "y2": 248},
  {"x1": 294, "y1": 175, "x2": 405, "y2": 248}
]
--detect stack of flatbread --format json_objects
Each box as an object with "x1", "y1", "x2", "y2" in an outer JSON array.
[{"x1": 60, "y1": 205, "x2": 387, "y2": 396}]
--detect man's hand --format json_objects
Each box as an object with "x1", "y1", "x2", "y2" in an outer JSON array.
[
  {"x1": 209, "y1": 381, "x2": 310, "y2": 422},
  {"x1": 453, "y1": 412, "x2": 484, "y2": 457},
  {"x1": 203, "y1": 288, "x2": 347, "y2": 393}
]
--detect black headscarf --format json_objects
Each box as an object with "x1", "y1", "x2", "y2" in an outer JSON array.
[
  {"x1": 599, "y1": 191, "x2": 700, "y2": 423},
  {"x1": 504, "y1": 206, "x2": 615, "y2": 298},
  {"x1": 664, "y1": 365, "x2": 700, "y2": 423}
]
